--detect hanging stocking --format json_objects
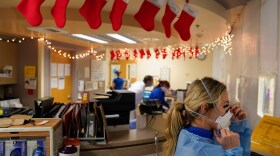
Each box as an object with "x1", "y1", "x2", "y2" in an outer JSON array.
[
  {"x1": 154, "y1": 48, "x2": 160, "y2": 59},
  {"x1": 79, "y1": 0, "x2": 107, "y2": 29},
  {"x1": 146, "y1": 49, "x2": 151, "y2": 59},
  {"x1": 174, "y1": 3, "x2": 198, "y2": 41},
  {"x1": 139, "y1": 49, "x2": 145, "y2": 59},
  {"x1": 172, "y1": 49, "x2": 176, "y2": 60},
  {"x1": 110, "y1": 0, "x2": 129, "y2": 31},
  {"x1": 116, "y1": 49, "x2": 121, "y2": 60},
  {"x1": 125, "y1": 50, "x2": 130, "y2": 60},
  {"x1": 195, "y1": 46, "x2": 199, "y2": 58},
  {"x1": 51, "y1": 0, "x2": 70, "y2": 28},
  {"x1": 186, "y1": 0, "x2": 189, "y2": 3},
  {"x1": 134, "y1": 0, "x2": 164, "y2": 31},
  {"x1": 189, "y1": 47, "x2": 193, "y2": 59},
  {"x1": 162, "y1": 0, "x2": 180, "y2": 38},
  {"x1": 133, "y1": 49, "x2": 138, "y2": 59},
  {"x1": 110, "y1": 50, "x2": 115, "y2": 60},
  {"x1": 176, "y1": 48, "x2": 182, "y2": 59},
  {"x1": 162, "y1": 48, "x2": 168, "y2": 59},
  {"x1": 16, "y1": 0, "x2": 45, "y2": 26}
]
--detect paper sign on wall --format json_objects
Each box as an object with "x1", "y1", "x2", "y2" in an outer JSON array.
[
  {"x1": 84, "y1": 67, "x2": 90, "y2": 78},
  {"x1": 93, "y1": 81, "x2": 99, "y2": 90},
  {"x1": 160, "y1": 68, "x2": 170, "y2": 81},
  {"x1": 25, "y1": 78, "x2": 37, "y2": 89},
  {"x1": 51, "y1": 78, "x2": 58, "y2": 88},
  {"x1": 58, "y1": 64, "x2": 64, "y2": 77},
  {"x1": 24, "y1": 66, "x2": 36, "y2": 78},
  {"x1": 50, "y1": 63, "x2": 57, "y2": 77},
  {"x1": 58, "y1": 77, "x2": 65, "y2": 90},
  {"x1": 65, "y1": 64, "x2": 71, "y2": 76}
]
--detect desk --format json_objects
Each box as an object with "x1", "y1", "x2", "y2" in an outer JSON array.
[
  {"x1": 80, "y1": 128, "x2": 165, "y2": 156},
  {"x1": 0, "y1": 118, "x2": 62, "y2": 156}
]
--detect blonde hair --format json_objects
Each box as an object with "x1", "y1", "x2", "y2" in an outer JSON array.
[{"x1": 162, "y1": 77, "x2": 226, "y2": 156}]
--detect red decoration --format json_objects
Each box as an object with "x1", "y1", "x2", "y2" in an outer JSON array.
[
  {"x1": 189, "y1": 47, "x2": 193, "y2": 59},
  {"x1": 176, "y1": 48, "x2": 182, "y2": 59},
  {"x1": 124, "y1": 50, "x2": 130, "y2": 60},
  {"x1": 162, "y1": 48, "x2": 168, "y2": 59},
  {"x1": 116, "y1": 49, "x2": 122, "y2": 60},
  {"x1": 146, "y1": 49, "x2": 151, "y2": 59},
  {"x1": 195, "y1": 45, "x2": 199, "y2": 58},
  {"x1": 110, "y1": 50, "x2": 115, "y2": 60},
  {"x1": 110, "y1": 0, "x2": 129, "y2": 31},
  {"x1": 139, "y1": 49, "x2": 145, "y2": 59},
  {"x1": 162, "y1": 0, "x2": 179, "y2": 38},
  {"x1": 174, "y1": 3, "x2": 197, "y2": 41},
  {"x1": 134, "y1": 0, "x2": 162, "y2": 31},
  {"x1": 133, "y1": 49, "x2": 138, "y2": 59},
  {"x1": 154, "y1": 48, "x2": 160, "y2": 59},
  {"x1": 51, "y1": 0, "x2": 69, "y2": 28},
  {"x1": 16, "y1": 0, "x2": 45, "y2": 26},
  {"x1": 172, "y1": 49, "x2": 176, "y2": 60},
  {"x1": 79, "y1": 0, "x2": 107, "y2": 29}
]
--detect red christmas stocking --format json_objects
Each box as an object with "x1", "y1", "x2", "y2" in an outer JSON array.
[
  {"x1": 146, "y1": 49, "x2": 151, "y2": 59},
  {"x1": 51, "y1": 0, "x2": 70, "y2": 28},
  {"x1": 110, "y1": 50, "x2": 115, "y2": 60},
  {"x1": 162, "y1": 48, "x2": 168, "y2": 59},
  {"x1": 154, "y1": 48, "x2": 160, "y2": 59},
  {"x1": 134, "y1": 0, "x2": 164, "y2": 31},
  {"x1": 162, "y1": 0, "x2": 180, "y2": 38},
  {"x1": 16, "y1": 0, "x2": 45, "y2": 26},
  {"x1": 133, "y1": 49, "x2": 138, "y2": 59},
  {"x1": 186, "y1": 0, "x2": 189, "y2": 3},
  {"x1": 110, "y1": 0, "x2": 129, "y2": 31},
  {"x1": 174, "y1": 3, "x2": 197, "y2": 41},
  {"x1": 79, "y1": 0, "x2": 107, "y2": 29},
  {"x1": 125, "y1": 50, "x2": 130, "y2": 60},
  {"x1": 139, "y1": 49, "x2": 145, "y2": 59}
]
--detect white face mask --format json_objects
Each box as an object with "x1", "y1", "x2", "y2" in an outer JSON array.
[
  {"x1": 185, "y1": 80, "x2": 232, "y2": 130},
  {"x1": 215, "y1": 110, "x2": 233, "y2": 130}
]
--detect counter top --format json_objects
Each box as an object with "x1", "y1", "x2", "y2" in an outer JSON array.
[{"x1": 81, "y1": 128, "x2": 165, "y2": 150}]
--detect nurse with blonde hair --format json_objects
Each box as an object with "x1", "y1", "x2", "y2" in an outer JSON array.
[{"x1": 163, "y1": 77, "x2": 251, "y2": 156}]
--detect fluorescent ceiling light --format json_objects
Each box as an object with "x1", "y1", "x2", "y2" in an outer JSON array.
[
  {"x1": 107, "y1": 34, "x2": 137, "y2": 44},
  {"x1": 72, "y1": 34, "x2": 108, "y2": 44}
]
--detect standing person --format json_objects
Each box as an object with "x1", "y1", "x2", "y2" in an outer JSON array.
[
  {"x1": 128, "y1": 75, "x2": 154, "y2": 106},
  {"x1": 149, "y1": 80, "x2": 170, "y2": 108},
  {"x1": 163, "y1": 77, "x2": 251, "y2": 156},
  {"x1": 112, "y1": 70, "x2": 124, "y2": 90}
]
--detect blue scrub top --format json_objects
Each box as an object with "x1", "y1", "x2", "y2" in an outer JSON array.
[
  {"x1": 113, "y1": 77, "x2": 124, "y2": 90},
  {"x1": 175, "y1": 120, "x2": 251, "y2": 156},
  {"x1": 149, "y1": 87, "x2": 169, "y2": 108}
]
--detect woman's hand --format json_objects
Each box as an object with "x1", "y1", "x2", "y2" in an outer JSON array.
[
  {"x1": 214, "y1": 129, "x2": 240, "y2": 150},
  {"x1": 230, "y1": 104, "x2": 246, "y2": 121}
]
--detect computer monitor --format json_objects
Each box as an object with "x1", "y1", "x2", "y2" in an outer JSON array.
[
  {"x1": 34, "y1": 97, "x2": 54, "y2": 118},
  {"x1": 143, "y1": 90, "x2": 152, "y2": 101}
]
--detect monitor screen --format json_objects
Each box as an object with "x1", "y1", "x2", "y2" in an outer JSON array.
[{"x1": 143, "y1": 90, "x2": 152, "y2": 101}]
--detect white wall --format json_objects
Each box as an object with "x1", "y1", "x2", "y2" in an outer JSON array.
[
  {"x1": 213, "y1": 0, "x2": 280, "y2": 129},
  {"x1": 136, "y1": 49, "x2": 213, "y2": 90}
]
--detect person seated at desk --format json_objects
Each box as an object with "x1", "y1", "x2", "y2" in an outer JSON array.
[
  {"x1": 112, "y1": 70, "x2": 124, "y2": 90},
  {"x1": 149, "y1": 80, "x2": 170, "y2": 108}
]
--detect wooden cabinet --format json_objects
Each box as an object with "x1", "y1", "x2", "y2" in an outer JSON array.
[
  {"x1": 0, "y1": 118, "x2": 63, "y2": 156},
  {"x1": 0, "y1": 42, "x2": 18, "y2": 85}
]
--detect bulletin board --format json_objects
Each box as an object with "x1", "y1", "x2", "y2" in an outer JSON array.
[{"x1": 50, "y1": 51, "x2": 72, "y2": 103}]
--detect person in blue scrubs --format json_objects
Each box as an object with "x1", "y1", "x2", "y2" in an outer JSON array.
[
  {"x1": 163, "y1": 77, "x2": 251, "y2": 156},
  {"x1": 149, "y1": 81, "x2": 170, "y2": 108},
  {"x1": 112, "y1": 70, "x2": 124, "y2": 90}
]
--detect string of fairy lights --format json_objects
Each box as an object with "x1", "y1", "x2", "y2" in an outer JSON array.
[
  {"x1": 111, "y1": 31, "x2": 234, "y2": 60},
  {"x1": 0, "y1": 31, "x2": 233, "y2": 60},
  {"x1": 0, "y1": 36, "x2": 105, "y2": 60}
]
